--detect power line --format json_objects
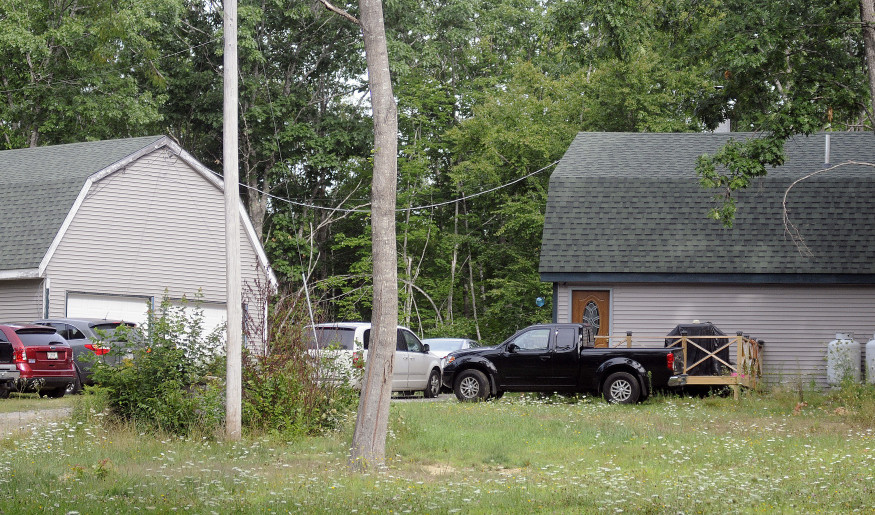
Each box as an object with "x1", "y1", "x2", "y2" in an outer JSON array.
[{"x1": 207, "y1": 159, "x2": 559, "y2": 214}]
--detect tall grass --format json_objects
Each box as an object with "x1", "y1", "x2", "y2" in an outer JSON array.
[{"x1": 1, "y1": 387, "x2": 875, "y2": 513}]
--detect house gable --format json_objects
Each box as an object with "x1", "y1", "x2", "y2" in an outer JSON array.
[
  {"x1": 0, "y1": 137, "x2": 274, "y2": 331},
  {"x1": 0, "y1": 136, "x2": 166, "y2": 274}
]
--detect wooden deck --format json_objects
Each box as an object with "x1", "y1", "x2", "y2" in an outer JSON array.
[{"x1": 593, "y1": 331, "x2": 763, "y2": 398}]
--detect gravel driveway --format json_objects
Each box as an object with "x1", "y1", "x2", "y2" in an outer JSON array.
[{"x1": 0, "y1": 407, "x2": 72, "y2": 434}]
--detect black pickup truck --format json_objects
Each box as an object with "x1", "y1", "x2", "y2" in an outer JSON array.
[{"x1": 441, "y1": 323, "x2": 686, "y2": 403}]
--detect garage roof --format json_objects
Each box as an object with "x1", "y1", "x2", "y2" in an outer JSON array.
[{"x1": 0, "y1": 136, "x2": 168, "y2": 272}]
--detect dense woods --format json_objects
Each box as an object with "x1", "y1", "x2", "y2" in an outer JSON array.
[{"x1": 2, "y1": 0, "x2": 873, "y2": 344}]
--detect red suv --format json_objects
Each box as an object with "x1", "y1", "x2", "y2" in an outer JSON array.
[{"x1": 0, "y1": 324, "x2": 75, "y2": 398}]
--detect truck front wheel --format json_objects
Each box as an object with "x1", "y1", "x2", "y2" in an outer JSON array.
[
  {"x1": 603, "y1": 372, "x2": 640, "y2": 404},
  {"x1": 454, "y1": 369, "x2": 489, "y2": 402}
]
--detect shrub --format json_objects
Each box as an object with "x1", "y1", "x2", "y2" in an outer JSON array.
[
  {"x1": 825, "y1": 378, "x2": 875, "y2": 426},
  {"x1": 241, "y1": 290, "x2": 358, "y2": 438},
  {"x1": 90, "y1": 294, "x2": 225, "y2": 436}
]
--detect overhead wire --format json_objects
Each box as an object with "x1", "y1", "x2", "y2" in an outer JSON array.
[{"x1": 204, "y1": 159, "x2": 560, "y2": 214}]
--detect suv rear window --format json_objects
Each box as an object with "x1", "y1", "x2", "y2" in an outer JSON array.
[
  {"x1": 16, "y1": 330, "x2": 66, "y2": 347},
  {"x1": 91, "y1": 323, "x2": 135, "y2": 339},
  {"x1": 307, "y1": 327, "x2": 356, "y2": 350}
]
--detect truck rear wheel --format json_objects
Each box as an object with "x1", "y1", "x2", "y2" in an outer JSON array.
[
  {"x1": 454, "y1": 369, "x2": 489, "y2": 402},
  {"x1": 603, "y1": 372, "x2": 640, "y2": 404}
]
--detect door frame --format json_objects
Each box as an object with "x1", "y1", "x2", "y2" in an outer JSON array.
[{"x1": 570, "y1": 289, "x2": 612, "y2": 347}]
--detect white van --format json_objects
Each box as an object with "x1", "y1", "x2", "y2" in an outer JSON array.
[{"x1": 307, "y1": 322, "x2": 442, "y2": 397}]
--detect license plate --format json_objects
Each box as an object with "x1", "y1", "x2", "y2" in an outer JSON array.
[{"x1": 47, "y1": 351, "x2": 58, "y2": 360}]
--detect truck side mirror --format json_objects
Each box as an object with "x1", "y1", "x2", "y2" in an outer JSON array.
[
  {"x1": 507, "y1": 343, "x2": 519, "y2": 353},
  {"x1": 422, "y1": 344, "x2": 430, "y2": 353}
]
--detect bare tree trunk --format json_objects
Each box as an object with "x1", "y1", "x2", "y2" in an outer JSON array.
[
  {"x1": 245, "y1": 172, "x2": 269, "y2": 242},
  {"x1": 448, "y1": 200, "x2": 458, "y2": 324},
  {"x1": 467, "y1": 252, "x2": 481, "y2": 341},
  {"x1": 401, "y1": 206, "x2": 412, "y2": 326},
  {"x1": 348, "y1": 0, "x2": 398, "y2": 470},
  {"x1": 861, "y1": 0, "x2": 875, "y2": 126},
  {"x1": 461, "y1": 201, "x2": 482, "y2": 340}
]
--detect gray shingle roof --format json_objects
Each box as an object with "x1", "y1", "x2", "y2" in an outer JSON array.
[
  {"x1": 0, "y1": 136, "x2": 165, "y2": 271},
  {"x1": 539, "y1": 132, "x2": 875, "y2": 282}
]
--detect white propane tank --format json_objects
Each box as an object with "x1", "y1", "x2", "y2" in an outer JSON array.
[
  {"x1": 867, "y1": 333, "x2": 875, "y2": 384},
  {"x1": 827, "y1": 333, "x2": 861, "y2": 386}
]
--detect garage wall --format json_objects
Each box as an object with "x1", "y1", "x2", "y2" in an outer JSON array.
[
  {"x1": 0, "y1": 279, "x2": 44, "y2": 321},
  {"x1": 556, "y1": 282, "x2": 875, "y2": 386},
  {"x1": 45, "y1": 148, "x2": 267, "y2": 339}
]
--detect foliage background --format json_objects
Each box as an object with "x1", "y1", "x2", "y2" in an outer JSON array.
[{"x1": 1, "y1": 0, "x2": 872, "y2": 343}]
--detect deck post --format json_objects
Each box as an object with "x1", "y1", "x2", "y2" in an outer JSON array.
[
  {"x1": 681, "y1": 331, "x2": 688, "y2": 375},
  {"x1": 736, "y1": 331, "x2": 743, "y2": 385},
  {"x1": 626, "y1": 331, "x2": 632, "y2": 348}
]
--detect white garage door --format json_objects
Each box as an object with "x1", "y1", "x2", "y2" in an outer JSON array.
[
  {"x1": 170, "y1": 300, "x2": 227, "y2": 337},
  {"x1": 67, "y1": 293, "x2": 227, "y2": 337},
  {"x1": 66, "y1": 293, "x2": 152, "y2": 327}
]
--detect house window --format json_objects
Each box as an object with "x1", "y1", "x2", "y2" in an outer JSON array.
[{"x1": 583, "y1": 301, "x2": 600, "y2": 334}]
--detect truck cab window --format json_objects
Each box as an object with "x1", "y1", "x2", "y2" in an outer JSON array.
[
  {"x1": 555, "y1": 328, "x2": 577, "y2": 350},
  {"x1": 511, "y1": 329, "x2": 550, "y2": 350}
]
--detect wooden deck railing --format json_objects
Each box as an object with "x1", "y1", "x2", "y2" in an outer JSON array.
[{"x1": 592, "y1": 331, "x2": 763, "y2": 395}]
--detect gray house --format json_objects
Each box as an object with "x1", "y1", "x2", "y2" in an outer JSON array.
[
  {"x1": 0, "y1": 135, "x2": 274, "y2": 337},
  {"x1": 540, "y1": 131, "x2": 875, "y2": 384}
]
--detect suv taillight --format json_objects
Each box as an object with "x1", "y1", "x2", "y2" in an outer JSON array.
[
  {"x1": 13, "y1": 349, "x2": 25, "y2": 362},
  {"x1": 666, "y1": 351, "x2": 674, "y2": 371},
  {"x1": 352, "y1": 351, "x2": 364, "y2": 369},
  {"x1": 85, "y1": 343, "x2": 110, "y2": 356}
]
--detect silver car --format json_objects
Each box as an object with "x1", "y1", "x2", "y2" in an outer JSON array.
[
  {"x1": 33, "y1": 318, "x2": 136, "y2": 393},
  {"x1": 422, "y1": 338, "x2": 479, "y2": 368}
]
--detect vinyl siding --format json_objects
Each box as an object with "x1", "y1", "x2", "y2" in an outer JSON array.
[
  {"x1": 0, "y1": 279, "x2": 44, "y2": 320},
  {"x1": 556, "y1": 282, "x2": 875, "y2": 385},
  {"x1": 44, "y1": 148, "x2": 266, "y2": 336}
]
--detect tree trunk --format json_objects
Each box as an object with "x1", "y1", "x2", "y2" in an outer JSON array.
[
  {"x1": 349, "y1": 0, "x2": 398, "y2": 470},
  {"x1": 861, "y1": 0, "x2": 875, "y2": 126},
  {"x1": 245, "y1": 173, "x2": 269, "y2": 242},
  {"x1": 448, "y1": 200, "x2": 458, "y2": 324}
]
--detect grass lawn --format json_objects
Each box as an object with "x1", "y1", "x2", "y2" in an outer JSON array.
[{"x1": 1, "y1": 388, "x2": 874, "y2": 513}]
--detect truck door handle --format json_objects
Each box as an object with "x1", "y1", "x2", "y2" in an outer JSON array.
[{"x1": 540, "y1": 355, "x2": 550, "y2": 361}]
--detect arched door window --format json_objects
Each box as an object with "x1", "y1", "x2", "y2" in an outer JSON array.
[{"x1": 582, "y1": 301, "x2": 600, "y2": 334}]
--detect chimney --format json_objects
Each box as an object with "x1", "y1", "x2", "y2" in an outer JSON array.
[{"x1": 824, "y1": 134, "x2": 831, "y2": 165}]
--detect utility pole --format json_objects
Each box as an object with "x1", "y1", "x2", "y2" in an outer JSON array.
[{"x1": 223, "y1": 0, "x2": 242, "y2": 440}]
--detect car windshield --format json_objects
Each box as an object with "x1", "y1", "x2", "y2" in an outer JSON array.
[
  {"x1": 425, "y1": 339, "x2": 466, "y2": 352},
  {"x1": 306, "y1": 327, "x2": 356, "y2": 350},
  {"x1": 16, "y1": 330, "x2": 66, "y2": 347}
]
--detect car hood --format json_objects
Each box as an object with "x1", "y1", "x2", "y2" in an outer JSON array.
[{"x1": 447, "y1": 345, "x2": 498, "y2": 360}]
